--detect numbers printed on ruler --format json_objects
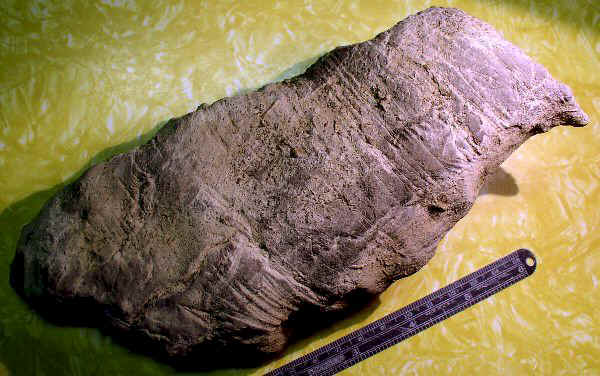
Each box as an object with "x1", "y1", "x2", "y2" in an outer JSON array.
[{"x1": 266, "y1": 249, "x2": 537, "y2": 376}]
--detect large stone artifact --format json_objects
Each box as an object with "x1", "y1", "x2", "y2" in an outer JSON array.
[{"x1": 11, "y1": 7, "x2": 588, "y2": 369}]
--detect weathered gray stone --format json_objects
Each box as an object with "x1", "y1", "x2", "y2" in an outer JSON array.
[{"x1": 11, "y1": 7, "x2": 588, "y2": 369}]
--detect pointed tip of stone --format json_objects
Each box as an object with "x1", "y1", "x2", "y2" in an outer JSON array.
[
  {"x1": 556, "y1": 84, "x2": 589, "y2": 127},
  {"x1": 562, "y1": 107, "x2": 590, "y2": 127}
]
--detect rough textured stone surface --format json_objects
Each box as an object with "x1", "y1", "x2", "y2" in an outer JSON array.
[{"x1": 11, "y1": 7, "x2": 588, "y2": 369}]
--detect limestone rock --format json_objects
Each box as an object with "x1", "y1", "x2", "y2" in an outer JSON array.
[{"x1": 10, "y1": 7, "x2": 588, "y2": 369}]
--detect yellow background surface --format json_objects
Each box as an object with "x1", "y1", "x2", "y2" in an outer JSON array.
[{"x1": 0, "y1": 0, "x2": 598, "y2": 375}]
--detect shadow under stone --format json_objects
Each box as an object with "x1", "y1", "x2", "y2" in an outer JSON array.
[{"x1": 479, "y1": 167, "x2": 519, "y2": 197}]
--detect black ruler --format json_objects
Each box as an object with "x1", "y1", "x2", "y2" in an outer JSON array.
[{"x1": 266, "y1": 249, "x2": 537, "y2": 376}]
